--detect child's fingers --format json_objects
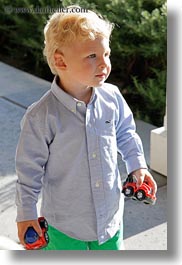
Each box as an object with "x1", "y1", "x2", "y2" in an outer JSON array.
[
  {"x1": 133, "y1": 174, "x2": 144, "y2": 188},
  {"x1": 17, "y1": 219, "x2": 42, "y2": 247},
  {"x1": 133, "y1": 170, "x2": 157, "y2": 196},
  {"x1": 32, "y1": 221, "x2": 42, "y2": 237},
  {"x1": 143, "y1": 173, "x2": 157, "y2": 195}
]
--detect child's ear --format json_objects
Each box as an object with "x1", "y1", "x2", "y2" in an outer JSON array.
[{"x1": 54, "y1": 51, "x2": 67, "y2": 70}]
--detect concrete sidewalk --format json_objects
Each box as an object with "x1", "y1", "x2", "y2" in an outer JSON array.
[{"x1": 0, "y1": 62, "x2": 167, "y2": 250}]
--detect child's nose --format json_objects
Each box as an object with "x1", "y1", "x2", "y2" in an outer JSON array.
[{"x1": 99, "y1": 57, "x2": 109, "y2": 69}]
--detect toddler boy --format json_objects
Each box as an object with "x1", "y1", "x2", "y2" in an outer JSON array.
[{"x1": 16, "y1": 6, "x2": 157, "y2": 250}]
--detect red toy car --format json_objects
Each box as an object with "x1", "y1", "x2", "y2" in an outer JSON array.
[
  {"x1": 122, "y1": 174, "x2": 156, "y2": 205},
  {"x1": 24, "y1": 217, "x2": 49, "y2": 250}
]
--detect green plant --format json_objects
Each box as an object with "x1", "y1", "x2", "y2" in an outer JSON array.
[
  {"x1": 125, "y1": 69, "x2": 166, "y2": 126},
  {"x1": 0, "y1": 0, "x2": 61, "y2": 79}
]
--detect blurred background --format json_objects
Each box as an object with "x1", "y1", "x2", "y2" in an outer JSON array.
[{"x1": 0, "y1": 0, "x2": 166, "y2": 126}]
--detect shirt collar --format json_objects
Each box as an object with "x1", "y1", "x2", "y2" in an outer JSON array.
[{"x1": 51, "y1": 76, "x2": 97, "y2": 113}]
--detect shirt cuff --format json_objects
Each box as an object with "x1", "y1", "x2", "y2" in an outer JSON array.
[
  {"x1": 16, "y1": 205, "x2": 38, "y2": 222},
  {"x1": 125, "y1": 155, "x2": 148, "y2": 174}
]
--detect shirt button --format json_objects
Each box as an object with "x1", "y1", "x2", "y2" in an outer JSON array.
[
  {"x1": 77, "y1": 102, "x2": 82, "y2": 107},
  {"x1": 95, "y1": 181, "x2": 100, "y2": 188},
  {"x1": 92, "y1": 153, "x2": 97, "y2": 158}
]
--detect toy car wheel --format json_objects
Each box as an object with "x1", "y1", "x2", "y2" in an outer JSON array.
[
  {"x1": 136, "y1": 189, "x2": 145, "y2": 201},
  {"x1": 39, "y1": 218, "x2": 48, "y2": 231},
  {"x1": 44, "y1": 232, "x2": 49, "y2": 243},
  {"x1": 43, "y1": 219, "x2": 48, "y2": 230},
  {"x1": 123, "y1": 186, "x2": 134, "y2": 197}
]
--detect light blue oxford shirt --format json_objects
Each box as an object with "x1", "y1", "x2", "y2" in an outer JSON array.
[{"x1": 15, "y1": 76, "x2": 147, "y2": 244}]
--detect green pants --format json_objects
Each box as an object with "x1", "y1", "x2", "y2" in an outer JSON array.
[{"x1": 43, "y1": 225, "x2": 124, "y2": 250}]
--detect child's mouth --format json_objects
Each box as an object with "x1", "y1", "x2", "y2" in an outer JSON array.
[{"x1": 95, "y1": 73, "x2": 106, "y2": 78}]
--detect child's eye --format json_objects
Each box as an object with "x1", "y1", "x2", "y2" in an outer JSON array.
[{"x1": 88, "y1": 54, "x2": 96, "y2": 58}]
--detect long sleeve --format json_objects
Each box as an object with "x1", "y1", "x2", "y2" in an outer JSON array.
[
  {"x1": 15, "y1": 112, "x2": 50, "y2": 222},
  {"x1": 114, "y1": 87, "x2": 147, "y2": 174}
]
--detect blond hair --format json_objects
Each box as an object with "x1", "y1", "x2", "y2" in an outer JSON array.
[{"x1": 43, "y1": 5, "x2": 114, "y2": 74}]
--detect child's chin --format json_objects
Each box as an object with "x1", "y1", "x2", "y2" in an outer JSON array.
[
  {"x1": 89, "y1": 79, "x2": 106, "y2": 88},
  {"x1": 96, "y1": 80, "x2": 106, "y2": 86}
]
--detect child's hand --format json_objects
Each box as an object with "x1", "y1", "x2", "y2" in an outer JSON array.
[
  {"x1": 131, "y1": 168, "x2": 157, "y2": 196},
  {"x1": 17, "y1": 219, "x2": 42, "y2": 247}
]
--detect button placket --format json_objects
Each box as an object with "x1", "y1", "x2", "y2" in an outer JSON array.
[{"x1": 85, "y1": 104, "x2": 108, "y2": 242}]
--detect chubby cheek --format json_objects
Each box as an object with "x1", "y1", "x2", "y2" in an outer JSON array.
[
  {"x1": 79, "y1": 66, "x2": 92, "y2": 78},
  {"x1": 108, "y1": 63, "x2": 111, "y2": 73},
  {"x1": 82, "y1": 62, "x2": 96, "y2": 75},
  {"x1": 106, "y1": 62, "x2": 111, "y2": 77}
]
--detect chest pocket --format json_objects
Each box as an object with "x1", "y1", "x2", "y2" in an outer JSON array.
[
  {"x1": 95, "y1": 120, "x2": 115, "y2": 136},
  {"x1": 94, "y1": 111, "x2": 117, "y2": 165},
  {"x1": 94, "y1": 109, "x2": 116, "y2": 136}
]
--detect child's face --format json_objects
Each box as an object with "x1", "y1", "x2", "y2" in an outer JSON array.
[{"x1": 60, "y1": 37, "x2": 111, "y2": 89}]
